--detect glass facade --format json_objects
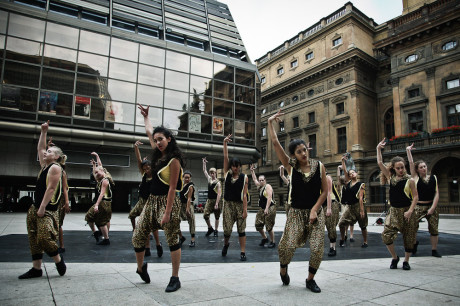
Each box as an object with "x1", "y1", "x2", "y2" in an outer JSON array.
[{"x1": 0, "y1": 2, "x2": 256, "y2": 145}]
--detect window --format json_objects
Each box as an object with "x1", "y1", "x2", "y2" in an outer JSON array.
[
  {"x1": 447, "y1": 103, "x2": 460, "y2": 126},
  {"x1": 337, "y1": 127, "x2": 347, "y2": 153},
  {"x1": 261, "y1": 127, "x2": 267, "y2": 137},
  {"x1": 261, "y1": 146, "x2": 267, "y2": 166},
  {"x1": 408, "y1": 88, "x2": 420, "y2": 98},
  {"x1": 307, "y1": 89, "x2": 314, "y2": 97},
  {"x1": 138, "y1": 26, "x2": 159, "y2": 38},
  {"x1": 369, "y1": 171, "x2": 386, "y2": 204},
  {"x1": 333, "y1": 37, "x2": 342, "y2": 46},
  {"x1": 442, "y1": 41, "x2": 457, "y2": 51},
  {"x1": 408, "y1": 111, "x2": 424, "y2": 133},
  {"x1": 384, "y1": 108, "x2": 395, "y2": 140},
  {"x1": 405, "y1": 54, "x2": 418, "y2": 63},
  {"x1": 261, "y1": 108, "x2": 266, "y2": 115},
  {"x1": 277, "y1": 67, "x2": 284, "y2": 75},
  {"x1": 82, "y1": 10, "x2": 108, "y2": 25},
  {"x1": 293, "y1": 116, "x2": 299, "y2": 128},
  {"x1": 261, "y1": 77, "x2": 266, "y2": 84},
  {"x1": 112, "y1": 18, "x2": 135, "y2": 32},
  {"x1": 49, "y1": 1, "x2": 79, "y2": 17},
  {"x1": 308, "y1": 112, "x2": 315, "y2": 123},
  {"x1": 335, "y1": 78, "x2": 343, "y2": 85},
  {"x1": 292, "y1": 95, "x2": 298, "y2": 102},
  {"x1": 309, "y1": 134, "x2": 317, "y2": 158},
  {"x1": 306, "y1": 52, "x2": 313, "y2": 60},
  {"x1": 336, "y1": 102, "x2": 344, "y2": 115},
  {"x1": 290, "y1": 60, "x2": 298, "y2": 68},
  {"x1": 448, "y1": 166, "x2": 460, "y2": 203},
  {"x1": 279, "y1": 121, "x2": 285, "y2": 132},
  {"x1": 279, "y1": 101, "x2": 285, "y2": 107},
  {"x1": 447, "y1": 78, "x2": 460, "y2": 89}
]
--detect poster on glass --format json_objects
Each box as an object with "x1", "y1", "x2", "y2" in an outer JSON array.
[
  {"x1": 39, "y1": 91, "x2": 58, "y2": 113},
  {"x1": 74, "y1": 96, "x2": 91, "y2": 118},
  {"x1": 213, "y1": 117, "x2": 224, "y2": 135}
]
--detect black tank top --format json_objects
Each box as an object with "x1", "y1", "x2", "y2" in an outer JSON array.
[
  {"x1": 95, "y1": 178, "x2": 112, "y2": 201},
  {"x1": 258, "y1": 185, "x2": 274, "y2": 209},
  {"x1": 150, "y1": 158, "x2": 183, "y2": 196},
  {"x1": 180, "y1": 182, "x2": 195, "y2": 203},
  {"x1": 389, "y1": 176, "x2": 412, "y2": 208},
  {"x1": 290, "y1": 160, "x2": 322, "y2": 209},
  {"x1": 417, "y1": 175, "x2": 437, "y2": 202},
  {"x1": 208, "y1": 181, "x2": 218, "y2": 199},
  {"x1": 323, "y1": 182, "x2": 341, "y2": 207},
  {"x1": 139, "y1": 174, "x2": 152, "y2": 200},
  {"x1": 224, "y1": 172, "x2": 245, "y2": 202},
  {"x1": 34, "y1": 163, "x2": 62, "y2": 211},
  {"x1": 341, "y1": 181, "x2": 363, "y2": 205}
]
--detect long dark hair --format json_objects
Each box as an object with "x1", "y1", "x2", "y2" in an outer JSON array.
[
  {"x1": 150, "y1": 126, "x2": 185, "y2": 171},
  {"x1": 288, "y1": 139, "x2": 307, "y2": 155}
]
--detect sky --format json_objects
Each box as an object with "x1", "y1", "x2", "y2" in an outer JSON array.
[{"x1": 223, "y1": 0, "x2": 404, "y2": 63}]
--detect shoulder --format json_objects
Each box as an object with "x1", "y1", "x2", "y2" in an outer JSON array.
[{"x1": 49, "y1": 164, "x2": 62, "y2": 175}]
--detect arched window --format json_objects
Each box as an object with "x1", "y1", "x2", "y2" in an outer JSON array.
[{"x1": 384, "y1": 108, "x2": 395, "y2": 140}]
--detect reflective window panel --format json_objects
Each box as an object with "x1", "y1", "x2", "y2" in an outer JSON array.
[
  {"x1": 76, "y1": 74, "x2": 107, "y2": 98},
  {"x1": 77, "y1": 52, "x2": 108, "y2": 76},
  {"x1": 0, "y1": 85, "x2": 38, "y2": 112},
  {"x1": 213, "y1": 99, "x2": 233, "y2": 118},
  {"x1": 235, "y1": 85, "x2": 255, "y2": 104},
  {"x1": 163, "y1": 108, "x2": 188, "y2": 131},
  {"x1": 235, "y1": 103, "x2": 254, "y2": 122},
  {"x1": 190, "y1": 57, "x2": 213, "y2": 78},
  {"x1": 109, "y1": 58, "x2": 137, "y2": 82},
  {"x1": 166, "y1": 50, "x2": 190, "y2": 73},
  {"x1": 138, "y1": 64, "x2": 164, "y2": 87},
  {"x1": 136, "y1": 84, "x2": 163, "y2": 108},
  {"x1": 235, "y1": 68, "x2": 254, "y2": 87},
  {"x1": 6, "y1": 37, "x2": 43, "y2": 64},
  {"x1": 108, "y1": 79, "x2": 136, "y2": 103},
  {"x1": 4, "y1": 61, "x2": 40, "y2": 88},
  {"x1": 41, "y1": 68, "x2": 75, "y2": 93},
  {"x1": 135, "y1": 106, "x2": 162, "y2": 132},
  {"x1": 190, "y1": 75, "x2": 212, "y2": 96},
  {"x1": 79, "y1": 30, "x2": 110, "y2": 55},
  {"x1": 8, "y1": 14, "x2": 45, "y2": 41},
  {"x1": 165, "y1": 70, "x2": 189, "y2": 92},
  {"x1": 43, "y1": 45, "x2": 77, "y2": 71},
  {"x1": 213, "y1": 80, "x2": 234, "y2": 100},
  {"x1": 45, "y1": 22, "x2": 79, "y2": 49},
  {"x1": 105, "y1": 101, "x2": 135, "y2": 125},
  {"x1": 139, "y1": 44, "x2": 165, "y2": 67},
  {"x1": 164, "y1": 89, "x2": 189, "y2": 111},
  {"x1": 188, "y1": 113, "x2": 212, "y2": 134},
  {"x1": 110, "y1": 37, "x2": 138, "y2": 62},
  {"x1": 38, "y1": 91, "x2": 72, "y2": 116},
  {"x1": 189, "y1": 94, "x2": 211, "y2": 115},
  {"x1": 214, "y1": 62, "x2": 233, "y2": 82},
  {"x1": 0, "y1": 11, "x2": 7, "y2": 34}
]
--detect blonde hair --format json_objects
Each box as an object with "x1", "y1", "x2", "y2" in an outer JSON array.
[
  {"x1": 209, "y1": 167, "x2": 217, "y2": 173},
  {"x1": 94, "y1": 166, "x2": 115, "y2": 186},
  {"x1": 52, "y1": 146, "x2": 67, "y2": 167}
]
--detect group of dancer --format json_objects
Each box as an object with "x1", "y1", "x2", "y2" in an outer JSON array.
[{"x1": 20, "y1": 108, "x2": 442, "y2": 294}]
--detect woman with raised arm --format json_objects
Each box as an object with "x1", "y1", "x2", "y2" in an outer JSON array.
[
  {"x1": 324, "y1": 170, "x2": 341, "y2": 257},
  {"x1": 132, "y1": 104, "x2": 184, "y2": 292},
  {"x1": 221, "y1": 134, "x2": 249, "y2": 261},
  {"x1": 268, "y1": 110, "x2": 327, "y2": 293},
  {"x1": 178, "y1": 170, "x2": 196, "y2": 247},
  {"x1": 406, "y1": 144, "x2": 442, "y2": 257},
  {"x1": 85, "y1": 152, "x2": 114, "y2": 245},
  {"x1": 19, "y1": 121, "x2": 66, "y2": 279},
  {"x1": 279, "y1": 165, "x2": 291, "y2": 214},
  {"x1": 337, "y1": 155, "x2": 368, "y2": 248},
  {"x1": 202, "y1": 157, "x2": 222, "y2": 237},
  {"x1": 336, "y1": 164, "x2": 354, "y2": 245},
  {"x1": 250, "y1": 164, "x2": 277, "y2": 248},
  {"x1": 128, "y1": 140, "x2": 163, "y2": 257},
  {"x1": 377, "y1": 138, "x2": 418, "y2": 270}
]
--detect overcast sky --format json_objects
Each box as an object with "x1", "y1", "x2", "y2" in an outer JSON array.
[{"x1": 223, "y1": 0, "x2": 403, "y2": 63}]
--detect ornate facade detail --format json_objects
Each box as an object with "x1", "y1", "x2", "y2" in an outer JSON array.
[
  {"x1": 300, "y1": 92, "x2": 306, "y2": 100},
  {"x1": 316, "y1": 85, "x2": 324, "y2": 93},
  {"x1": 390, "y1": 77, "x2": 399, "y2": 86},
  {"x1": 425, "y1": 67, "x2": 436, "y2": 79},
  {"x1": 323, "y1": 99, "x2": 330, "y2": 106},
  {"x1": 350, "y1": 89, "x2": 360, "y2": 98}
]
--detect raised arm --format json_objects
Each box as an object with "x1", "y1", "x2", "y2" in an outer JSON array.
[
  {"x1": 326, "y1": 175, "x2": 332, "y2": 217},
  {"x1": 138, "y1": 104, "x2": 156, "y2": 149},
  {"x1": 376, "y1": 138, "x2": 390, "y2": 180},
  {"x1": 38, "y1": 121, "x2": 49, "y2": 167},
  {"x1": 309, "y1": 163, "x2": 328, "y2": 224},
  {"x1": 37, "y1": 164, "x2": 62, "y2": 217},
  {"x1": 202, "y1": 157, "x2": 211, "y2": 181},
  {"x1": 279, "y1": 165, "x2": 290, "y2": 185},
  {"x1": 336, "y1": 165, "x2": 342, "y2": 187},
  {"x1": 268, "y1": 110, "x2": 290, "y2": 170},
  {"x1": 161, "y1": 158, "x2": 181, "y2": 225},
  {"x1": 406, "y1": 143, "x2": 417, "y2": 179},
  {"x1": 62, "y1": 170, "x2": 70, "y2": 214},
  {"x1": 341, "y1": 155, "x2": 350, "y2": 183},
  {"x1": 91, "y1": 152, "x2": 103, "y2": 169},
  {"x1": 214, "y1": 181, "x2": 222, "y2": 210},
  {"x1": 223, "y1": 134, "x2": 232, "y2": 173},
  {"x1": 242, "y1": 175, "x2": 248, "y2": 219},
  {"x1": 250, "y1": 164, "x2": 261, "y2": 188},
  {"x1": 134, "y1": 140, "x2": 144, "y2": 174}
]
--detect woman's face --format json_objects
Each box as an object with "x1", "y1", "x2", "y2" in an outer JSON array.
[
  {"x1": 417, "y1": 162, "x2": 427, "y2": 176},
  {"x1": 183, "y1": 174, "x2": 191, "y2": 184},
  {"x1": 393, "y1": 161, "x2": 406, "y2": 177},
  {"x1": 142, "y1": 164, "x2": 152, "y2": 176},
  {"x1": 43, "y1": 147, "x2": 59, "y2": 164},
  {"x1": 349, "y1": 170, "x2": 357, "y2": 179},
  {"x1": 153, "y1": 132, "x2": 171, "y2": 153},
  {"x1": 231, "y1": 163, "x2": 241, "y2": 173},
  {"x1": 209, "y1": 170, "x2": 217, "y2": 180},
  {"x1": 94, "y1": 167, "x2": 105, "y2": 180},
  {"x1": 293, "y1": 144, "x2": 308, "y2": 163}
]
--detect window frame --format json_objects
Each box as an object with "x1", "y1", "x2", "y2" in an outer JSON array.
[{"x1": 337, "y1": 127, "x2": 347, "y2": 153}]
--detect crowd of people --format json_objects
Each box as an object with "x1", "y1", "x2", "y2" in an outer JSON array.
[{"x1": 19, "y1": 107, "x2": 443, "y2": 294}]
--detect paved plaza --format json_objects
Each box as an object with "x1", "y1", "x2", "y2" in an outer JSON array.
[{"x1": 1, "y1": 211, "x2": 459, "y2": 305}]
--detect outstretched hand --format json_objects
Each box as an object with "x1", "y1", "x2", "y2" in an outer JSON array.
[
  {"x1": 202, "y1": 157, "x2": 208, "y2": 164},
  {"x1": 406, "y1": 143, "x2": 415, "y2": 151},
  {"x1": 41, "y1": 120, "x2": 50, "y2": 132},
  {"x1": 134, "y1": 140, "x2": 143, "y2": 147},
  {"x1": 224, "y1": 134, "x2": 232, "y2": 144},
  {"x1": 138, "y1": 104, "x2": 150, "y2": 118},
  {"x1": 47, "y1": 137, "x2": 55, "y2": 148},
  {"x1": 377, "y1": 138, "x2": 386, "y2": 150}
]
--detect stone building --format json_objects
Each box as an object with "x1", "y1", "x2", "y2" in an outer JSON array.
[{"x1": 255, "y1": 0, "x2": 460, "y2": 213}]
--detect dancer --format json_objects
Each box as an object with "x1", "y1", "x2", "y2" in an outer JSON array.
[
  {"x1": 47, "y1": 137, "x2": 70, "y2": 254},
  {"x1": 128, "y1": 140, "x2": 163, "y2": 257},
  {"x1": 337, "y1": 165, "x2": 354, "y2": 244},
  {"x1": 325, "y1": 171, "x2": 341, "y2": 257},
  {"x1": 406, "y1": 144, "x2": 442, "y2": 257},
  {"x1": 19, "y1": 121, "x2": 66, "y2": 279},
  {"x1": 338, "y1": 155, "x2": 368, "y2": 248},
  {"x1": 222, "y1": 134, "x2": 249, "y2": 261},
  {"x1": 250, "y1": 165, "x2": 276, "y2": 248},
  {"x1": 279, "y1": 165, "x2": 291, "y2": 214},
  {"x1": 377, "y1": 138, "x2": 418, "y2": 270},
  {"x1": 85, "y1": 152, "x2": 113, "y2": 245},
  {"x1": 268, "y1": 110, "x2": 327, "y2": 293},
  {"x1": 132, "y1": 104, "x2": 184, "y2": 292},
  {"x1": 179, "y1": 170, "x2": 196, "y2": 247},
  {"x1": 202, "y1": 157, "x2": 222, "y2": 237}
]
